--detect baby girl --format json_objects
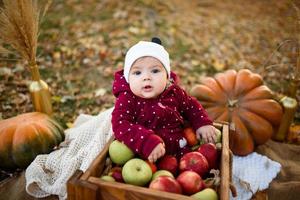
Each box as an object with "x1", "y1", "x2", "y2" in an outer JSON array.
[{"x1": 111, "y1": 38, "x2": 216, "y2": 162}]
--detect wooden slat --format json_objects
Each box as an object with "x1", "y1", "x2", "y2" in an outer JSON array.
[
  {"x1": 67, "y1": 170, "x2": 83, "y2": 200},
  {"x1": 213, "y1": 121, "x2": 228, "y2": 129},
  {"x1": 89, "y1": 177, "x2": 192, "y2": 200},
  {"x1": 75, "y1": 180, "x2": 99, "y2": 200},
  {"x1": 220, "y1": 123, "x2": 230, "y2": 200},
  {"x1": 81, "y1": 137, "x2": 114, "y2": 180},
  {"x1": 67, "y1": 170, "x2": 101, "y2": 200}
]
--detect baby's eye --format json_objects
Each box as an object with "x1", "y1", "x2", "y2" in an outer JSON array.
[
  {"x1": 133, "y1": 71, "x2": 141, "y2": 75},
  {"x1": 152, "y1": 69, "x2": 160, "y2": 73}
]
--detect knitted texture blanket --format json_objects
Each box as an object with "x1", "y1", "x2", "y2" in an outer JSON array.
[
  {"x1": 231, "y1": 153, "x2": 281, "y2": 200},
  {"x1": 25, "y1": 107, "x2": 281, "y2": 200},
  {"x1": 25, "y1": 108, "x2": 114, "y2": 200}
]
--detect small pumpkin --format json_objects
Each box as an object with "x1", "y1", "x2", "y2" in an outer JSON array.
[
  {"x1": 0, "y1": 112, "x2": 64, "y2": 170},
  {"x1": 190, "y1": 69, "x2": 283, "y2": 156}
]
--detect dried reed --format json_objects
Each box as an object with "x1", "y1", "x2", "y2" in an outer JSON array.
[{"x1": 0, "y1": 0, "x2": 40, "y2": 66}]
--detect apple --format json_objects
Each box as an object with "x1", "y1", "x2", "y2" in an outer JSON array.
[
  {"x1": 183, "y1": 127, "x2": 198, "y2": 146},
  {"x1": 216, "y1": 143, "x2": 222, "y2": 150},
  {"x1": 100, "y1": 175, "x2": 115, "y2": 182},
  {"x1": 146, "y1": 160, "x2": 157, "y2": 173},
  {"x1": 109, "y1": 140, "x2": 134, "y2": 165},
  {"x1": 190, "y1": 188, "x2": 218, "y2": 200},
  {"x1": 215, "y1": 128, "x2": 222, "y2": 143},
  {"x1": 201, "y1": 179, "x2": 206, "y2": 189},
  {"x1": 149, "y1": 176, "x2": 182, "y2": 194},
  {"x1": 197, "y1": 143, "x2": 218, "y2": 169},
  {"x1": 152, "y1": 170, "x2": 174, "y2": 181},
  {"x1": 109, "y1": 167, "x2": 124, "y2": 182},
  {"x1": 157, "y1": 155, "x2": 178, "y2": 176},
  {"x1": 122, "y1": 158, "x2": 152, "y2": 186},
  {"x1": 179, "y1": 152, "x2": 209, "y2": 177},
  {"x1": 176, "y1": 171, "x2": 204, "y2": 195}
]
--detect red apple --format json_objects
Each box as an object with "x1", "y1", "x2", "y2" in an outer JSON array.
[
  {"x1": 197, "y1": 143, "x2": 218, "y2": 169},
  {"x1": 109, "y1": 167, "x2": 124, "y2": 182},
  {"x1": 146, "y1": 160, "x2": 157, "y2": 174},
  {"x1": 183, "y1": 127, "x2": 198, "y2": 146},
  {"x1": 179, "y1": 152, "x2": 209, "y2": 177},
  {"x1": 152, "y1": 170, "x2": 174, "y2": 181},
  {"x1": 201, "y1": 179, "x2": 206, "y2": 189},
  {"x1": 157, "y1": 155, "x2": 178, "y2": 176},
  {"x1": 149, "y1": 176, "x2": 182, "y2": 194},
  {"x1": 176, "y1": 171, "x2": 204, "y2": 195}
]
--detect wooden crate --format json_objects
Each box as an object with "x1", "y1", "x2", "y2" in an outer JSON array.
[{"x1": 67, "y1": 121, "x2": 232, "y2": 200}]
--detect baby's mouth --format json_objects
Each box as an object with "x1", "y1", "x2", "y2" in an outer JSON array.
[{"x1": 143, "y1": 85, "x2": 152, "y2": 91}]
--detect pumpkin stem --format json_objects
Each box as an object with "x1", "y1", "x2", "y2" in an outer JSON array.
[{"x1": 227, "y1": 99, "x2": 238, "y2": 108}]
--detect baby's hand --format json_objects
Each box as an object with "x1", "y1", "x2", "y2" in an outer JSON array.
[
  {"x1": 196, "y1": 125, "x2": 217, "y2": 143},
  {"x1": 148, "y1": 143, "x2": 165, "y2": 163}
]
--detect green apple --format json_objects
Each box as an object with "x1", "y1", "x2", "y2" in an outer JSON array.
[
  {"x1": 216, "y1": 143, "x2": 222, "y2": 150},
  {"x1": 109, "y1": 140, "x2": 134, "y2": 165},
  {"x1": 152, "y1": 170, "x2": 174, "y2": 181},
  {"x1": 215, "y1": 128, "x2": 222, "y2": 143},
  {"x1": 122, "y1": 158, "x2": 152, "y2": 186},
  {"x1": 100, "y1": 175, "x2": 115, "y2": 182},
  {"x1": 191, "y1": 188, "x2": 218, "y2": 200}
]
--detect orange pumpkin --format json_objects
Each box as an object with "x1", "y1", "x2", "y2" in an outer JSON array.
[
  {"x1": 190, "y1": 69, "x2": 283, "y2": 156},
  {"x1": 0, "y1": 112, "x2": 64, "y2": 170}
]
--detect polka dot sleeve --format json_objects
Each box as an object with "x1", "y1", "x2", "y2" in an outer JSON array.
[{"x1": 177, "y1": 87, "x2": 213, "y2": 130}]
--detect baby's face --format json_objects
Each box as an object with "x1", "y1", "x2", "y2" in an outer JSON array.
[{"x1": 128, "y1": 56, "x2": 168, "y2": 99}]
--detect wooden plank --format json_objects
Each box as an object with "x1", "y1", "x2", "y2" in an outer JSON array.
[
  {"x1": 0, "y1": 171, "x2": 58, "y2": 200},
  {"x1": 89, "y1": 177, "x2": 192, "y2": 200},
  {"x1": 67, "y1": 170, "x2": 100, "y2": 200},
  {"x1": 80, "y1": 137, "x2": 114, "y2": 180},
  {"x1": 67, "y1": 170, "x2": 83, "y2": 200},
  {"x1": 213, "y1": 121, "x2": 228, "y2": 129},
  {"x1": 220, "y1": 123, "x2": 230, "y2": 200},
  {"x1": 76, "y1": 180, "x2": 99, "y2": 200}
]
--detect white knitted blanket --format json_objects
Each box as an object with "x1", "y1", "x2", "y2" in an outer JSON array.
[
  {"x1": 230, "y1": 153, "x2": 281, "y2": 200},
  {"x1": 25, "y1": 107, "x2": 114, "y2": 200},
  {"x1": 25, "y1": 107, "x2": 281, "y2": 200}
]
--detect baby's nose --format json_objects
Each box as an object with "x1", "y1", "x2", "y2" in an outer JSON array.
[{"x1": 143, "y1": 72, "x2": 151, "y2": 80}]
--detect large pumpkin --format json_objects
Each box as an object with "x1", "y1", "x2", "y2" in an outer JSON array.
[
  {"x1": 0, "y1": 112, "x2": 64, "y2": 170},
  {"x1": 190, "y1": 69, "x2": 283, "y2": 156}
]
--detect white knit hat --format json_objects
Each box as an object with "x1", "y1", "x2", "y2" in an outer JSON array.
[{"x1": 123, "y1": 39, "x2": 170, "y2": 83}]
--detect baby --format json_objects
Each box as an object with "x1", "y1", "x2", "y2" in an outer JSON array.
[{"x1": 111, "y1": 38, "x2": 216, "y2": 163}]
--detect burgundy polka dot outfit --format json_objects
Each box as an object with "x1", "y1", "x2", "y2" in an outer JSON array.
[{"x1": 111, "y1": 70, "x2": 212, "y2": 159}]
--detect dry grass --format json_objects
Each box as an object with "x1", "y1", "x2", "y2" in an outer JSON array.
[
  {"x1": 0, "y1": 44, "x2": 11, "y2": 54},
  {"x1": 291, "y1": 2, "x2": 300, "y2": 78},
  {"x1": 0, "y1": 0, "x2": 39, "y2": 66}
]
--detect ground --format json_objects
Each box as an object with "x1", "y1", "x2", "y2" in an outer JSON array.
[
  {"x1": 0, "y1": 0, "x2": 300, "y2": 195},
  {"x1": 1, "y1": 0, "x2": 299, "y2": 127}
]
